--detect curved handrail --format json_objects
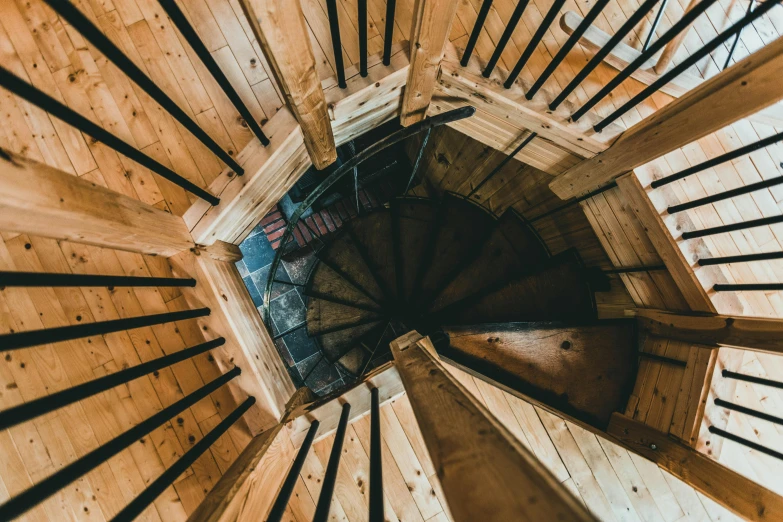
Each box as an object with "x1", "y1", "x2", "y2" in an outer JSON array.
[{"x1": 262, "y1": 106, "x2": 476, "y2": 324}]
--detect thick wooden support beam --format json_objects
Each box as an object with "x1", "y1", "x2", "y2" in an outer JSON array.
[
  {"x1": 169, "y1": 252, "x2": 295, "y2": 435},
  {"x1": 608, "y1": 413, "x2": 783, "y2": 521},
  {"x1": 637, "y1": 308, "x2": 783, "y2": 354},
  {"x1": 238, "y1": 0, "x2": 336, "y2": 169},
  {"x1": 0, "y1": 148, "x2": 194, "y2": 257},
  {"x1": 549, "y1": 36, "x2": 783, "y2": 199},
  {"x1": 400, "y1": 0, "x2": 460, "y2": 126},
  {"x1": 389, "y1": 332, "x2": 594, "y2": 521},
  {"x1": 616, "y1": 173, "x2": 716, "y2": 313}
]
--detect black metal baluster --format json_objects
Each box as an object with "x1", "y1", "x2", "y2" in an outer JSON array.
[
  {"x1": 0, "y1": 308, "x2": 210, "y2": 351},
  {"x1": 267, "y1": 420, "x2": 321, "y2": 522},
  {"x1": 483, "y1": 0, "x2": 531, "y2": 78},
  {"x1": 714, "y1": 398, "x2": 783, "y2": 425},
  {"x1": 157, "y1": 0, "x2": 269, "y2": 146},
  {"x1": 42, "y1": 0, "x2": 243, "y2": 175},
  {"x1": 383, "y1": 0, "x2": 397, "y2": 66},
  {"x1": 713, "y1": 283, "x2": 783, "y2": 291},
  {"x1": 651, "y1": 130, "x2": 783, "y2": 188},
  {"x1": 326, "y1": 0, "x2": 348, "y2": 88},
  {"x1": 571, "y1": 0, "x2": 718, "y2": 121},
  {"x1": 699, "y1": 251, "x2": 783, "y2": 265},
  {"x1": 549, "y1": 0, "x2": 661, "y2": 111},
  {"x1": 405, "y1": 127, "x2": 432, "y2": 194},
  {"x1": 708, "y1": 425, "x2": 783, "y2": 461},
  {"x1": 0, "y1": 338, "x2": 225, "y2": 430},
  {"x1": 112, "y1": 395, "x2": 255, "y2": 522},
  {"x1": 0, "y1": 271, "x2": 196, "y2": 287},
  {"x1": 638, "y1": 352, "x2": 687, "y2": 367},
  {"x1": 682, "y1": 214, "x2": 783, "y2": 239},
  {"x1": 369, "y1": 388, "x2": 384, "y2": 522},
  {"x1": 723, "y1": 0, "x2": 755, "y2": 70},
  {"x1": 593, "y1": 0, "x2": 781, "y2": 132},
  {"x1": 0, "y1": 66, "x2": 220, "y2": 205},
  {"x1": 461, "y1": 0, "x2": 494, "y2": 66},
  {"x1": 313, "y1": 403, "x2": 351, "y2": 522},
  {"x1": 359, "y1": 0, "x2": 369, "y2": 77},
  {"x1": 467, "y1": 131, "x2": 537, "y2": 197},
  {"x1": 526, "y1": 0, "x2": 611, "y2": 100},
  {"x1": 602, "y1": 265, "x2": 667, "y2": 274},
  {"x1": 504, "y1": 0, "x2": 566, "y2": 88},
  {"x1": 642, "y1": 0, "x2": 669, "y2": 51},
  {"x1": 0, "y1": 367, "x2": 241, "y2": 521},
  {"x1": 722, "y1": 369, "x2": 783, "y2": 390},
  {"x1": 528, "y1": 180, "x2": 618, "y2": 223},
  {"x1": 667, "y1": 175, "x2": 783, "y2": 214}
]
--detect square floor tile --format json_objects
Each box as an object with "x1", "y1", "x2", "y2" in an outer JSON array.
[
  {"x1": 297, "y1": 354, "x2": 342, "y2": 393},
  {"x1": 270, "y1": 290, "x2": 306, "y2": 333},
  {"x1": 239, "y1": 233, "x2": 276, "y2": 273},
  {"x1": 251, "y1": 263, "x2": 291, "y2": 302},
  {"x1": 280, "y1": 327, "x2": 320, "y2": 363},
  {"x1": 281, "y1": 247, "x2": 318, "y2": 285},
  {"x1": 242, "y1": 275, "x2": 263, "y2": 307}
]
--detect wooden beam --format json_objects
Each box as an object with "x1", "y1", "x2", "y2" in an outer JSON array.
[
  {"x1": 637, "y1": 308, "x2": 783, "y2": 354},
  {"x1": 238, "y1": 0, "x2": 336, "y2": 169},
  {"x1": 187, "y1": 424, "x2": 285, "y2": 522},
  {"x1": 286, "y1": 361, "x2": 405, "y2": 448},
  {"x1": 549, "y1": 36, "x2": 783, "y2": 199},
  {"x1": 616, "y1": 173, "x2": 716, "y2": 313},
  {"x1": 0, "y1": 147, "x2": 194, "y2": 257},
  {"x1": 608, "y1": 413, "x2": 783, "y2": 521},
  {"x1": 169, "y1": 252, "x2": 296, "y2": 435},
  {"x1": 390, "y1": 332, "x2": 594, "y2": 521},
  {"x1": 400, "y1": 0, "x2": 460, "y2": 126}
]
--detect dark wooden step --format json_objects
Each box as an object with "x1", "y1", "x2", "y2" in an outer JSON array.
[
  {"x1": 316, "y1": 319, "x2": 385, "y2": 366},
  {"x1": 348, "y1": 210, "x2": 398, "y2": 305},
  {"x1": 306, "y1": 296, "x2": 384, "y2": 337},
  {"x1": 391, "y1": 197, "x2": 438, "y2": 304},
  {"x1": 306, "y1": 261, "x2": 382, "y2": 312}
]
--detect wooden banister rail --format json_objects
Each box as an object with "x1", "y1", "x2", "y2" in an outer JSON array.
[
  {"x1": 637, "y1": 309, "x2": 783, "y2": 354},
  {"x1": 389, "y1": 331, "x2": 594, "y2": 521},
  {"x1": 238, "y1": 0, "x2": 337, "y2": 169},
  {"x1": 549, "y1": 36, "x2": 783, "y2": 200},
  {"x1": 0, "y1": 147, "x2": 195, "y2": 257}
]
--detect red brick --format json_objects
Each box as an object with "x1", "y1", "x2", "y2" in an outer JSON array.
[
  {"x1": 313, "y1": 213, "x2": 327, "y2": 234},
  {"x1": 267, "y1": 227, "x2": 286, "y2": 242},
  {"x1": 292, "y1": 227, "x2": 306, "y2": 247},
  {"x1": 330, "y1": 209, "x2": 343, "y2": 228},
  {"x1": 321, "y1": 211, "x2": 336, "y2": 232},
  {"x1": 297, "y1": 221, "x2": 312, "y2": 243},
  {"x1": 264, "y1": 219, "x2": 285, "y2": 234},
  {"x1": 304, "y1": 217, "x2": 320, "y2": 238},
  {"x1": 260, "y1": 209, "x2": 283, "y2": 227},
  {"x1": 270, "y1": 238, "x2": 282, "y2": 250}
]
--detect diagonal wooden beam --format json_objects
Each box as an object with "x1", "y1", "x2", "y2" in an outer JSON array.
[
  {"x1": 0, "y1": 147, "x2": 194, "y2": 257},
  {"x1": 549, "y1": 36, "x2": 783, "y2": 199},
  {"x1": 400, "y1": 0, "x2": 460, "y2": 126},
  {"x1": 608, "y1": 413, "x2": 783, "y2": 522},
  {"x1": 238, "y1": 0, "x2": 336, "y2": 169}
]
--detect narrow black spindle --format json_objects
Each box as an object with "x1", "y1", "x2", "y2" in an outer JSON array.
[
  {"x1": 638, "y1": 352, "x2": 687, "y2": 367},
  {"x1": 42, "y1": 0, "x2": 243, "y2": 175},
  {"x1": 708, "y1": 425, "x2": 783, "y2": 461},
  {"x1": 359, "y1": 0, "x2": 368, "y2": 76},
  {"x1": 0, "y1": 67, "x2": 220, "y2": 205},
  {"x1": 682, "y1": 214, "x2": 783, "y2": 239},
  {"x1": 157, "y1": 0, "x2": 269, "y2": 146},
  {"x1": 593, "y1": 0, "x2": 780, "y2": 132},
  {"x1": 549, "y1": 0, "x2": 660, "y2": 110},
  {"x1": 723, "y1": 0, "x2": 754, "y2": 70},
  {"x1": 461, "y1": 0, "x2": 494, "y2": 66},
  {"x1": 571, "y1": 0, "x2": 718, "y2": 121},
  {"x1": 483, "y1": 0, "x2": 530, "y2": 77},
  {"x1": 642, "y1": 0, "x2": 669, "y2": 51},
  {"x1": 326, "y1": 0, "x2": 348, "y2": 88},
  {"x1": 0, "y1": 368, "x2": 241, "y2": 521},
  {"x1": 313, "y1": 403, "x2": 351, "y2": 522},
  {"x1": 383, "y1": 0, "x2": 397, "y2": 65},
  {"x1": 468, "y1": 132, "x2": 537, "y2": 197},
  {"x1": 504, "y1": 0, "x2": 566, "y2": 88},
  {"x1": 369, "y1": 388, "x2": 384, "y2": 522},
  {"x1": 526, "y1": 0, "x2": 611, "y2": 100},
  {"x1": 0, "y1": 271, "x2": 196, "y2": 288},
  {"x1": 0, "y1": 308, "x2": 210, "y2": 351},
  {"x1": 267, "y1": 421, "x2": 321, "y2": 522},
  {"x1": 722, "y1": 369, "x2": 783, "y2": 390},
  {"x1": 667, "y1": 175, "x2": 783, "y2": 214},
  {"x1": 714, "y1": 398, "x2": 783, "y2": 426},
  {"x1": 113, "y1": 395, "x2": 255, "y2": 522},
  {"x1": 713, "y1": 283, "x2": 783, "y2": 292},
  {"x1": 698, "y1": 251, "x2": 783, "y2": 266}
]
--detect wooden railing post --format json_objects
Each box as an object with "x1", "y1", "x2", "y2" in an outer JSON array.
[
  {"x1": 237, "y1": 0, "x2": 337, "y2": 169},
  {"x1": 0, "y1": 147, "x2": 194, "y2": 257},
  {"x1": 549, "y1": 36, "x2": 783, "y2": 199},
  {"x1": 400, "y1": 0, "x2": 460, "y2": 126},
  {"x1": 389, "y1": 332, "x2": 594, "y2": 521}
]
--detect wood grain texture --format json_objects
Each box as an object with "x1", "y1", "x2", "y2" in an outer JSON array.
[
  {"x1": 0, "y1": 147, "x2": 194, "y2": 256},
  {"x1": 390, "y1": 333, "x2": 595, "y2": 521},
  {"x1": 400, "y1": 0, "x2": 460, "y2": 126},
  {"x1": 238, "y1": 0, "x2": 336, "y2": 169},
  {"x1": 550, "y1": 36, "x2": 783, "y2": 199},
  {"x1": 608, "y1": 412, "x2": 783, "y2": 521}
]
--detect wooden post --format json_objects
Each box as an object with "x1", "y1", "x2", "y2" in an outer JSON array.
[
  {"x1": 389, "y1": 332, "x2": 594, "y2": 521},
  {"x1": 637, "y1": 308, "x2": 783, "y2": 354},
  {"x1": 400, "y1": 0, "x2": 460, "y2": 126},
  {"x1": 549, "y1": 36, "x2": 783, "y2": 199},
  {"x1": 608, "y1": 413, "x2": 783, "y2": 521},
  {"x1": 0, "y1": 147, "x2": 194, "y2": 257},
  {"x1": 237, "y1": 0, "x2": 336, "y2": 169}
]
